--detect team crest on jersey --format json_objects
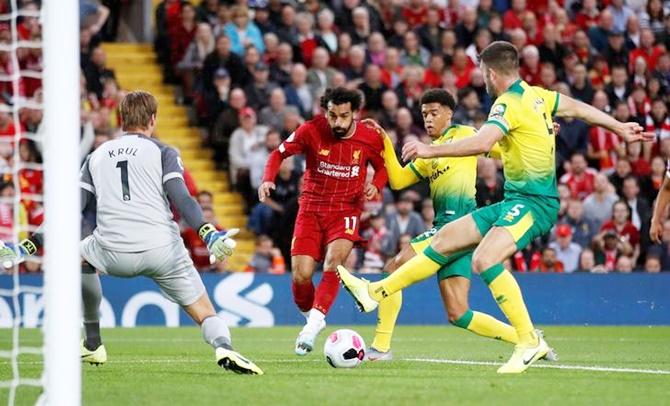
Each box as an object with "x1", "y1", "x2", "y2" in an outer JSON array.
[
  {"x1": 352, "y1": 149, "x2": 361, "y2": 164},
  {"x1": 491, "y1": 103, "x2": 506, "y2": 117},
  {"x1": 318, "y1": 149, "x2": 330, "y2": 156},
  {"x1": 431, "y1": 159, "x2": 439, "y2": 169}
]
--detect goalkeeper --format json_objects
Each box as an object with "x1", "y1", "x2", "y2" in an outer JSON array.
[{"x1": 0, "y1": 91, "x2": 262, "y2": 375}]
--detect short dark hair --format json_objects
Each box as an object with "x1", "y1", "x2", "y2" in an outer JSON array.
[
  {"x1": 479, "y1": 41, "x2": 519, "y2": 74},
  {"x1": 420, "y1": 89, "x2": 456, "y2": 111},
  {"x1": 320, "y1": 87, "x2": 363, "y2": 111}
]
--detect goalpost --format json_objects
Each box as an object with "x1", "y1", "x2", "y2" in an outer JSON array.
[
  {"x1": 41, "y1": 0, "x2": 81, "y2": 403},
  {"x1": 0, "y1": 0, "x2": 80, "y2": 404}
]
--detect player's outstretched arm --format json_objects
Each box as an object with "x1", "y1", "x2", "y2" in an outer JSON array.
[
  {"x1": 555, "y1": 95, "x2": 655, "y2": 143},
  {"x1": 362, "y1": 119, "x2": 420, "y2": 190},
  {"x1": 651, "y1": 176, "x2": 670, "y2": 244},
  {"x1": 402, "y1": 124, "x2": 502, "y2": 161}
]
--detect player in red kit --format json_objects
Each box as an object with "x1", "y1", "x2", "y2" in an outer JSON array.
[{"x1": 259, "y1": 87, "x2": 388, "y2": 355}]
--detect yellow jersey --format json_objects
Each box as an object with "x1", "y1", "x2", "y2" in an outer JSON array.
[{"x1": 485, "y1": 79, "x2": 560, "y2": 199}]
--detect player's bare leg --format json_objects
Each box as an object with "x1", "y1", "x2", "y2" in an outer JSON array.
[
  {"x1": 367, "y1": 245, "x2": 415, "y2": 361},
  {"x1": 471, "y1": 227, "x2": 551, "y2": 373},
  {"x1": 338, "y1": 215, "x2": 481, "y2": 312},
  {"x1": 296, "y1": 239, "x2": 354, "y2": 355},
  {"x1": 184, "y1": 293, "x2": 263, "y2": 375}
]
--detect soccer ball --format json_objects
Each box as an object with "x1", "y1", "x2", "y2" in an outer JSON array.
[{"x1": 324, "y1": 329, "x2": 365, "y2": 368}]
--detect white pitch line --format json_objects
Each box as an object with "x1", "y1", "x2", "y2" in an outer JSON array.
[{"x1": 405, "y1": 358, "x2": 670, "y2": 375}]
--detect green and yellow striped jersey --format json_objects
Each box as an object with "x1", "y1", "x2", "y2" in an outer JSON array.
[{"x1": 485, "y1": 79, "x2": 560, "y2": 200}]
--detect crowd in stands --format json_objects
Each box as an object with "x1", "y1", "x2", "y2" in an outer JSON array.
[{"x1": 152, "y1": 0, "x2": 670, "y2": 274}]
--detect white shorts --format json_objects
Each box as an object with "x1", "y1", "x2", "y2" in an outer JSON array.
[{"x1": 80, "y1": 236, "x2": 206, "y2": 306}]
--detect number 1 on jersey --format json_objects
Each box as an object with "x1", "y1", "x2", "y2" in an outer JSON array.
[
  {"x1": 116, "y1": 160, "x2": 131, "y2": 201},
  {"x1": 344, "y1": 216, "x2": 357, "y2": 235}
]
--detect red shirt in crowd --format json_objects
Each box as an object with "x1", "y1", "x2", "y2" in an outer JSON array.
[
  {"x1": 560, "y1": 169, "x2": 597, "y2": 199},
  {"x1": 503, "y1": 10, "x2": 523, "y2": 30},
  {"x1": 629, "y1": 46, "x2": 665, "y2": 73},
  {"x1": 589, "y1": 127, "x2": 621, "y2": 170},
  {"x1": 401, "y1": 6, "x2": 428, "y2": 27},
  {"x1": 600, "y1": 221, "x2": 640, "y2": 247},
  {"x1": 263, "y1": 115, "x2": 388, "y2": 213}
]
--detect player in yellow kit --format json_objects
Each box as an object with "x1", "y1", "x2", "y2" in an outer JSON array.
[
  {"x1": 339, "y1": 41, "x2": 653, "y2": 373},
  {"x1": 363, "y1": 89, "x2": 545, "y2": 362}
]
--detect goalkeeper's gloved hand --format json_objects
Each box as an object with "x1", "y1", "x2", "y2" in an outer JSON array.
[
  {"x1": 0, "y1": 239, "x2": 37, "y2": 268},
  {"x1": 198, "y1": 224, "x2": 239, "y2": 262}
]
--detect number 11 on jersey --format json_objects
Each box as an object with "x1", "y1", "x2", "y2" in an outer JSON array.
[{"x1": 344, "y1": 216, "x2": 357, "y2": 235}]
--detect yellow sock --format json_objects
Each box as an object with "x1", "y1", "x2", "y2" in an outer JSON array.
[
  {"x1": 368, "y1": 250, "x2": 443, "y2": 301},
  {"x1": 371, "y1": 291, "x2": 402, "y2": 352},
  {"x1": 468, "y1": 311, "x2": 518, "y2": 344},
  {"x1": 482, "y1": 265, "x2": 536, "y2": 345}
]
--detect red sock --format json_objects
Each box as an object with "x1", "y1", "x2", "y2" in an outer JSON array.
[
  {"x1": 291, "y1": 279, "x2": 314, "y2": 312},
  {"x1": 313, "y1": 271, "x2": 340, "y2": 315}
]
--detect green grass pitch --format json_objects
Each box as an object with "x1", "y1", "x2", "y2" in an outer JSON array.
[{"x1": 2, "y1": 326, "x2": 669, "y2": 405}]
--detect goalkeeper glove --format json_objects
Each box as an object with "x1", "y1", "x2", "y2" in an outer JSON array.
[
  {"x1": 0, "y1": 239, "x2": 37, "y2": 268},
  {"x1": 198, "y1": 224, "x2": 239, "y2": 262}
]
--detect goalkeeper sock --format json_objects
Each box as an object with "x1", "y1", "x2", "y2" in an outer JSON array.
[
  {"x1": 201, "y1": 315, "x2": 232, "y2": 350},
  {"x1": 313, "y1": 270, "x2": 339, "y2": 315},
  {"x1": 368, "y1": 247, "x2": 447, "y2": 301},
  {"x1": 451, "y1": 309, "x2": 518, "y2": 344},
  {"x1": 81, "y1": 267, "x2": 102, "y2": 349},
  {"x1": 371, "y1": 287, "x2": 402, "y2": 352},
  {"x1": 291, "y1": 279, "x2": 315, "y2": 312},
  {"x1": 482, "y1": 265, "x2": 537, "y2": 346}
]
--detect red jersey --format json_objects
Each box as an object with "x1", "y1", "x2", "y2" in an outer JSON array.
[
  {"x1": 263, "y1": 115, "x2": 387, "y2": 213},
  {"x1": 559, "y1": 169, "x2": 596, "y2": 200},
  {"x1": 600, "y1": 221, "x2": 640, "y2": 247}
]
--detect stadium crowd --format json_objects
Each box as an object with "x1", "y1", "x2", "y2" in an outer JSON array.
[
  {"x1": 153, "y1": 0, "x2": 670, "y2": 274},
  {"x1": 3, "y1": 0, "x2": 670, "y2": 274}
]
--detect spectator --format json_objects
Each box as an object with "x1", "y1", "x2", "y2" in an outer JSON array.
[
  {"x1": 601, "y1": 200, "x2": 641, "y2": 258},
  {"x1": 622, "y1": 175, "x2": 652, "y2": 249},
  {"x1": 575, "y1": 0, "x2": 600, "y2": 30},
  {"x1": 244, "y1": 62, "x2": 278, "y2": 111},
  {"x1": 451, "y1": 48, "x2": 475, "y2": 89},
  {"x1": 378, "y1": 90, "x2": 400, "y2": 130},
  {"x1": 384, "y1": 192, "x2": 425, "y2": 255},
  {"x1": 569, "y1": 63, "x2": 595, "y2": 103},
  {"x1": 247, "y1": 234, "x2": 286, "y2": 273},
  {"x1": 609, "y1": 158, "x2": 633, "y2": 196},
  {"x1": 629, "y1": 28, "x2": 664, "y2": 72},
  {"x1": 454, "y1": 7, "x2": 479, "y2": 48},
  {"x1": 202, "y1": 34, "x2": 245, "y2": 91},
  {"x1": 358, "y1": 64, "x2": 387, "y2": 112},
  {"x1": 615, "y1": 255, "x2": 634, "y2": 273},
  {"x1": 295, "y1": 12, "x2": 318, "y2": 64},
  {"x1": 211, "y1": 87, "x2": 246, "y2": 167},
  {"x1": 647, "y1": 219, "x2": 670, "y2": 269},
  {"x1": 533, "y1": 247, "x2": 565, "y2": 273},
  {"x1": 539, "y1": 23, "x2": 568, "y2": 70},
  {"x1": 168, "y1": 2, "x2": 197, "y2": 72},
  {"x1": 594, "y1": 229, "x2": 631, "y2": 272},
  {"x1": 400, "y1": 31, "x2": 430, "y2": 67},
  {"x1": 476, "y1": 157, "x2": 504, "y2": 207},
  {"x1": 361, "y1": 212, "x2": 393, "y2": 273},
  {"x1": 588, "y1": 10, "x2": 614, "y2": 54},
  {"x1": 366, "y1": 32, "x2": 387, "y2": 67},
  {"x1": 343, "y1": 45, "x2": 367, "y2": 81},
  {"x1": 228, "y1": 107, "x2": 268, "y2": 205},
  {"x1": 549, "y1": 224, "x2": 582, "y2": 273},
  {"x1": 603, "y1": 30, "x2": 629, "y2": 69},
  {"x1": 583, "y1": 174, "x2": 619, "y2": 230},
  {"x1": 381, "y1": 47, "x2": 404, "y2": 89},
  {"x1": 316, "y1": 9, "x2": 337, "y2": 53},
  {"x1": 555, "y1": 102, "x2": 589, "y2": 170},
  {"x1": 197, "y1": 190, "x2": 213, "y2": 210},
  {"x1": 249, "y1": 130, "x2": 282, "y2": 195},
  {"x1": 560, "y1": 153, "x2": 597, "y2": 199},
  {"x1": 608, "y1": 0, "x2": 634, "y2": 34},
  {"x1": 644, "y1": 254, "x2": 662, "y2": 273},
  {"x1": 645, "y1": 98, "x2": 670, "y2": 142},
  {"x1": 647, "y1": 156, "x2": 665, "y2": 201},
  {"x1": 177, "y1": 23, "x2": 215, "y2": 104},
  {"x1": 269, "y1": 42, "x2": 294, "y2": 87},
  {"x1": 258, "y1": 88, "x2": 299, "y2": 132},
  {"x1": 420, "y1": 198, "x2": 434, "y2": 230},
  {"x1": 519, "y1": 45, "x2": 541, "y2": 85},
  {"x1": 348, "y1": 7, "x2": 371, "y2": 45},
  {"x1": 561, "y1": 198, "x2": 597, "y2": 248},
  {"x1": 307, "y1": 47, "x2": 336, "y2": 98},
  {"x1": 577, "y1": 248, "x2": 598, "y2": 272},
  {"x1": 82, "y1": 46, "x2": 115, "y2": 100},
  {"x1": 423, "y1": 54, "x2": 445, "y2": 89},
  {"x1": 587, "y1": 102, "x2": 626, "y2": 171},
  {"x1": 416, "y1": 7, "x2": 444, "y2": 53},
  {"x1": 284, "y1": 63, "x2": 314, "y2": 118},
  {"x1": 452, "y1": 87, "x2": 481, "y2": 127},
  {"x1": 503, "y1": 0, "x2": 525, "y2": 31},
  {"x1": 605, "y1": 65, "x2": 631, "y2": 108},
  {"x1": 275, "y1": 5, "x2": 298, "y2": 46}
]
